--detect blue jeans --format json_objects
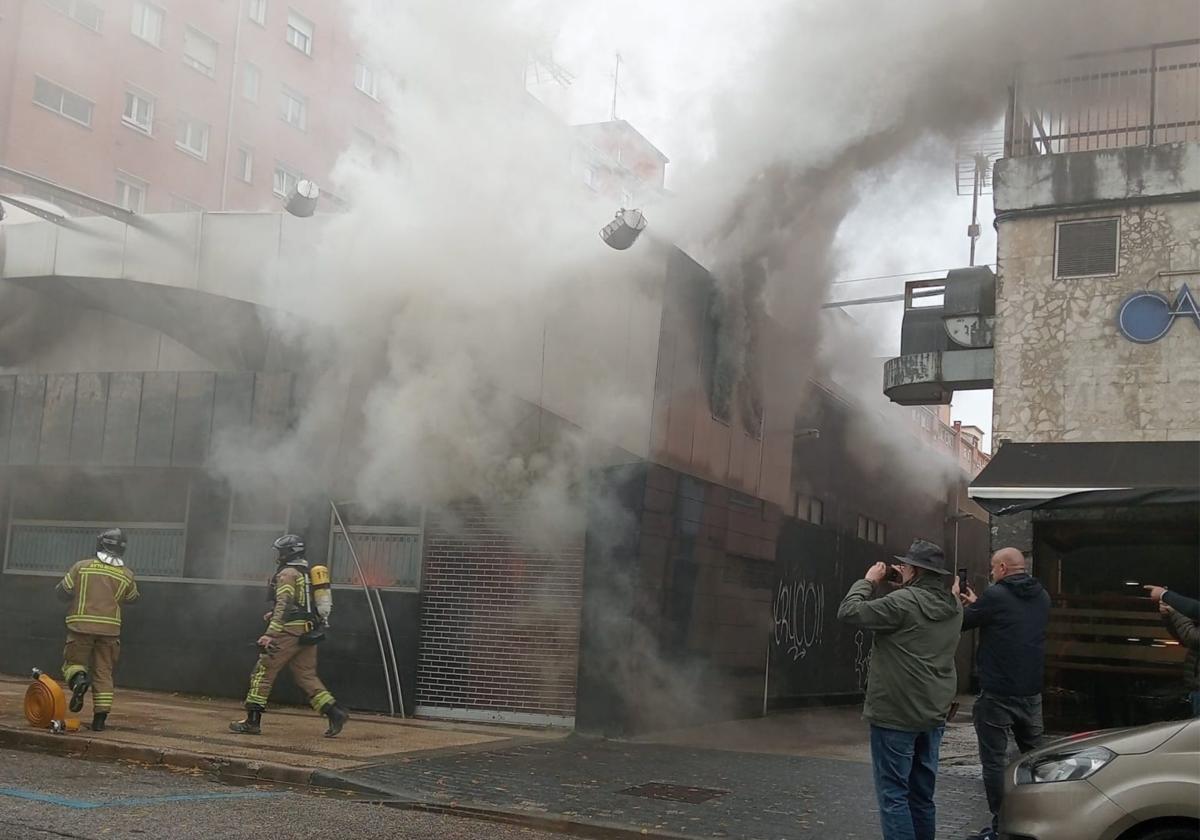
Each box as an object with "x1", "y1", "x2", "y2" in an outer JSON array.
[
  {"x1": 1191, "y1": 691, "x2": 1200, "y2": 718},
  {"x1": 870, "y1": 724, "x2": 944, "y2": 840}
]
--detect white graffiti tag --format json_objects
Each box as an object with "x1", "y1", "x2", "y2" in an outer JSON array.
[
  {"x1": 853, "y1": 630, "x2": 873, "y2": 691},
  {"x1": 772, "y1": 578, "x2": 825, "y2": 661}
]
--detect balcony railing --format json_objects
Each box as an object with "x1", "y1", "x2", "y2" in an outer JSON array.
[{"x1": 1005, "y1": 39, "x2": 1200, "y2": 157}]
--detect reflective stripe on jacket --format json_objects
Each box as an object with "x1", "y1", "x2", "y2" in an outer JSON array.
[{"x1": 58, "y1": 558, "x2": 140, "y2": 637}]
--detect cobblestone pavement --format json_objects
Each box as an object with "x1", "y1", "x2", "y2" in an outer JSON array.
[{"x1": 345, "y1": 736, "x2": 993, "y2": 839}]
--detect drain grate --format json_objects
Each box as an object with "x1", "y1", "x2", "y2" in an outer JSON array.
[{"x1": 618, "y1": 782, "x2": 728, "y2": 804}]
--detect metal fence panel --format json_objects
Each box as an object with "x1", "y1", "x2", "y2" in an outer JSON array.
[
  {"x1": 1006, "y1": 40, "x2": 1200, "y2": 157},
  {"x1": 6, "y1": 521, "x2": 185, "y2": 577},
  {"x1": 329, "y1": 528, "x2": 422, "y2": 590},
  {"x1": 226, "y1": 525, "x2": 278, "y2": 583}
]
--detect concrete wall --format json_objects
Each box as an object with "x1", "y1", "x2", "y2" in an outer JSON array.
[{"x1": 993, "y1": 143, "x2": 1200, "y2": 444}]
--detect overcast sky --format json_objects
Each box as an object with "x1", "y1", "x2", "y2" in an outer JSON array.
[{"x1": 528, "y1": 1, "x2": 997, "y2": 446}]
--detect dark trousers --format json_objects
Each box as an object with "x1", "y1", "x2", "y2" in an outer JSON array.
[
  {"x1": 869, "y1": 724, "x2": 944, "y2": 840},
  {"x1": 974, "y1": 692, "x2": 1044, "y2": 828}
]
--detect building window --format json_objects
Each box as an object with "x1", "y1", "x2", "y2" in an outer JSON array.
[
  {"x1": 32, "y1": 76, "x2": 93, "y2": 127},
  {"x1": 175, "y1": 116, "x2": 210, "y2": 160},
  {"x1": 236, "y1": 146, "x2": 253, "y2": 183},
  {"x1": 279, "y1": 86, "x2": 307, "y2": 130},
  {"x1": 795, "y1": 494, "x2": 824, "y2": 526},
  {"x1": 285, "y1": 10, "x2": 313, "y2": 55},
  {"x1": 115, "y1": 174, "x2": 147, "y2": 212},
  {"x1": 45, "y1": 0, "x2": 103, "y2": 31},
  {"x1": 1055, "y1": 218, "x2": 1120, "y2": 279},
  {"x1": 183, "y1": 26, "x2": 218, "y2": 77},
  {"x1": 857, "y1": 515, "x2": 886, "y2": 545},
  {"x1": 273, "y1": 163, "x2": 299, "y2": 197},
  {"x1": 354, "y1": 62, "x2": 377, "y2": 98},
  {"x1": 121, "y1": 88, "x2": 154, "y2": 134},
  {"x1": 583, "y1": 165, "x2": 597, "y2": 189},
  {"x1": 242, "y1": 63, "x2": 260, "y2": 102},
  {"x1": 621, "y1": 188, "x2": 634, "y2": 207},
  {"x1": 129, "y1": 1, "x2": 163, "y2": 46},
  {"x1": 247, "y1": 0, "x2": 267, "y2": 25},
  {"x1": 169, "y1": 195, "x2": 202, "y2": 212}
]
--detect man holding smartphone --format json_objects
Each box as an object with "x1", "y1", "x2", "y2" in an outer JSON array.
[{"x1": 954, "y1": 547, "x2": 1050, "y2": 840}]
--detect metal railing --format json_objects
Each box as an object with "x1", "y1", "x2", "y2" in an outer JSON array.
[
  {"x1": 5, "y1": 521, "x2": 185, "y2": 577},
  {"x1": 1006, "y1": 39, "x2": 1200, "y2": 157},
  {"x1": 328, "y1": 526, "x2": 423, "y2": 591}
]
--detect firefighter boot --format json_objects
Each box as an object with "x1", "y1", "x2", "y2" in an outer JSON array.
[
  {"x1": 68, "y1": 672, "x2": 91, "y2": 714},
  {"x1": 228, "y1": 706, "x2": 263, "y2": 735},
  {"x1": 91, "y1": 712, "x2": 107, "y2": 732},
  {"x1": 321, "y1": 702, "x2": 349, "y2": 738}
]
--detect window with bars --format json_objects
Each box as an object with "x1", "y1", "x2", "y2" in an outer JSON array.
[
  {"x1": 328, "y1": 527, "x2": 422, "y2": 590},
  {"x1": 130, "y1": 1, "x2": 163, "y2": 45},
  {"x1": 183, "y1": 26, "x2": 218, "y2": 77},
  {"x1": 1055, "y1": 218, "x2": 1120, "y2": 279},
  {"x1": 122, "y1": 88, "x2": 154, "y2": 134},
  {"x1": 33, "y1": 76, "x2": 93, "y2": 126}
]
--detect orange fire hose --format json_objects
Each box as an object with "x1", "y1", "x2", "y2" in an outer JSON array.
[{"x1": 24, "y1": 670, "x2": 79, "y2": 732}]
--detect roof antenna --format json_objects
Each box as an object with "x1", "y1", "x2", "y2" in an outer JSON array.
[{"x1": 610, "y1": 51, "x2": 622, "y2": 121}]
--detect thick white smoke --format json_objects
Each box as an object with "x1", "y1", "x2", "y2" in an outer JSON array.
[{"x1": 236, "y1": 0, "x2": 1198, "y2": 522}]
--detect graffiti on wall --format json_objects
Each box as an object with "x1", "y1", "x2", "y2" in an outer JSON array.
[
  {"x1": 853, "y1": 630, "x2": 872, "y2": 691},
  {"x1": 772, "y1": 578, "x2": 825, "y2": 662}
]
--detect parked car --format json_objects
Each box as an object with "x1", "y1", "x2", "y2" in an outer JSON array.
[{"x1": 1001, "y1": 717, "x2": 1199, "y2": 840}]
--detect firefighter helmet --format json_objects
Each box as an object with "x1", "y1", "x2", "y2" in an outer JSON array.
[
  {"x1": 273, "y1": 533, "x2": 305, "y2": 563},
  {"x1": 96, "y1": 528, "x2": 127, "y2": 558}
]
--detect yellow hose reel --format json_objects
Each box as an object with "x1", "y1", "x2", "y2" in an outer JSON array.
[{"x1": 24, "y1": 669, "x2": 79, "y2": 733}]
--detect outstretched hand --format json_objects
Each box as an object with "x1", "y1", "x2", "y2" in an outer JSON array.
[{"x1": 1144, "y1": 585, "x2": 1167, "y2": 602}]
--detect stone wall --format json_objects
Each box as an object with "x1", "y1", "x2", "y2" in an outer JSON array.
[{"x1": 993, "y1": 201, "x2": 1200, "y2": 443}]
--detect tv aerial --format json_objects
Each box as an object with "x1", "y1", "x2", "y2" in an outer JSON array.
[{"x1": 954, "y1": 129, "x2": 1004, "y2": 266}]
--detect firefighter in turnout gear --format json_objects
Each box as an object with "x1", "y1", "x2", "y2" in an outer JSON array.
[
  {"x1": 55, "y1": 528, "x2": 139, "y2": 731},
  {"x1": 229, "y1": 534, "x2": 349, "y2": 737}
]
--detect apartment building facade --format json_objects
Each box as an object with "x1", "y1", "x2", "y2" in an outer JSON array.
[{"x1": 0, "y1": 0, "x2": 393, "y2": 212}]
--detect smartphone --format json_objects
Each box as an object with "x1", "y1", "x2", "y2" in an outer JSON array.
[{"x1": 957, "y1": 568, "x2": 969, "y2": 592}]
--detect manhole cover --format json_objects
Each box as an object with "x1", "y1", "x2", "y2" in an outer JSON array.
[{"x1": 619, "y1": 783, "x2": 728, "y2": 804}]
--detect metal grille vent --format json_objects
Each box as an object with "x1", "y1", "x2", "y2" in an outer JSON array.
[{"x1": 1056, "y1": 219, "x2": 1119, "y2": 278}]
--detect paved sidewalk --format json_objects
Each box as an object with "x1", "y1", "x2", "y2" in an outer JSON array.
[{"x1": 0, "y1": 674, "x2": 558, "y2": 783}]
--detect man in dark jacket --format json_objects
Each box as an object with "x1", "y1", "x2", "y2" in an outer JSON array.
[
  {"x1": 1160, "y1": 600, "x2": 1200, "y2": 717},
  {"x1": 838, "y1": 539, "x2": 962, "y2": 840},
  {"x1": 955, "y1": 547, "x2": 1050, "y2": 840}
]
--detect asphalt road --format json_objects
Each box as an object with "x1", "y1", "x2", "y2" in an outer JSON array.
[{"x1": 0, "y1": 748, "x2": 569, "y2": 840}]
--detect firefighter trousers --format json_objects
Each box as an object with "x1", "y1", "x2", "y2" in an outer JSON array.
[
  {"x1": 62, "y1": 631, "x2": 120, "y2": 712},
  {"x1": 244, "y1": 633, "x2": 334, "y2": 712}
]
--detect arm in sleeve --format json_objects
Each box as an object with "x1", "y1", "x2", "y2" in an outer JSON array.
[
  {"x1": 265, "y1": 572, "x2": 297, "y2": 636},
  {"x1": 837, "y1": 580, "x2": 909, "y2": 632},
  {"x1": 55, "y1": 562, "x2": 78, "y2": 603},
  {"x1": 1165, "y1": 610, "x2": 1200, "y2": 651},
  {"x1": 1163, "y1": 591, "x2": 1200, "y2": 622},
  {"x1": 121, "y1": 574, "x2": 140, "y2": 605},
  {"x1": 961, "y1": 587, "x2": 1002, "y2": 631}
]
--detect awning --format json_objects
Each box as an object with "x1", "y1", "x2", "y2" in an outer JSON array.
[{"x1": 969, "y1": 441, "x2": 1200, "y2": 515}]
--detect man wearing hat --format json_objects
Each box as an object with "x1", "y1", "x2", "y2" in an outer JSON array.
[{"x1": 838, "y1": 538, "x2": 962, "y2": 840}]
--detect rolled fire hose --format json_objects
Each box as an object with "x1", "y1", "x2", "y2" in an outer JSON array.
[{"x1": 24, "y1": 669, "x2": 79, "y2": 732}]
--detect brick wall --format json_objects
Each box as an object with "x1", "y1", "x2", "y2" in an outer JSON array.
[{"x1": 416, "y1": 502, "x2": 585, "y2": 723}]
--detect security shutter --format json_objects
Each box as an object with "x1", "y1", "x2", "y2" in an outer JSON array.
[{"x1": 1055, "y1": 219, "x2": 1119, "y2": 278}]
